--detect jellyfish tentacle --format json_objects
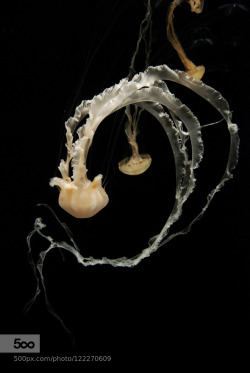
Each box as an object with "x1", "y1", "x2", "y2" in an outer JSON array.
[{"x1": 146, "y1": 65, "x2": 239, "y2": 175}]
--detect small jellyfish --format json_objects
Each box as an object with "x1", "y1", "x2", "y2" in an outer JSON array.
[
  {"x1": 218, "y1": 2, "x2": 248, "y2": 16},
  {"x1": 167, "y1": 0, "x2": 205, "y2": 79},
  {"x1": 118, "y1": 106, "x2": 152, "y2": 176},
  {"x1": 189, "y1": 37, "x2": 213, "y2": 49}
]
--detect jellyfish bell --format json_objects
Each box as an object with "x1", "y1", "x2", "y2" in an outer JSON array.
[
  {"x1": 188, "y1": 0, "x2": 204, "y2": 14},
  {"x1": 50, "y1": 174, "x2": 109, "y2": 218},
  {"x1": 187, "y1": 65, "x2": 205, "y2": 80},
  {"x1": 118, "y1": 153, "x2": 152, "y2": 176}
]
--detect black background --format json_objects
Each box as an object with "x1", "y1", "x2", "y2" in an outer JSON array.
[{"x1": 2, "y1": 0, "x2": 250, "y2": 367}]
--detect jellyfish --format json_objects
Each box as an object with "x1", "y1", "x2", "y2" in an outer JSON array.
[
  {"x1": 118, "y1": 105, "x2": 152, "y2": 176},
  {"x1": 167, "y1": 0, "x2": 205, "y2": 79},
  {"x1": 26, "y1": 0, "x2": 239, "y2": 335},
  {"x1": 218, "y1": 2, "x2": 248, "y2": 16}
]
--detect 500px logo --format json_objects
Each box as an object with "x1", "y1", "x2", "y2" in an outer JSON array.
[
  {"x1": 14, "y1": 339, "x2": 35, "y2": 350},
  {"x1": 0, "y1": 335, "x2": 40, "y2": 353}
]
